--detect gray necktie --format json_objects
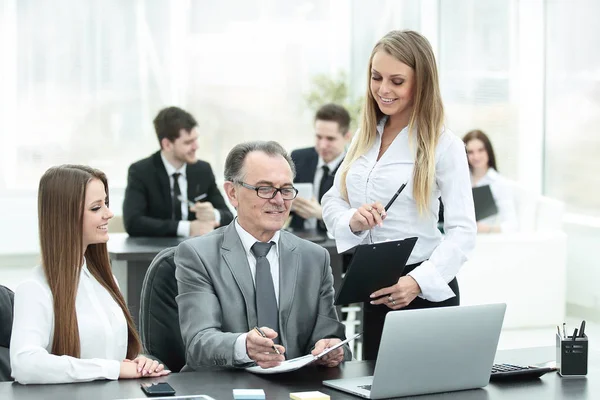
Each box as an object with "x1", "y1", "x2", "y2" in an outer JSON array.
[{"x1": 251, "y1": 241, "x2": 279, "y2": 339}]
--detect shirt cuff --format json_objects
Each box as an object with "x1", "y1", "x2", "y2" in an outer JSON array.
[
  {"x1": 213, "y1": 209, "x2": 221, "y2": 226},
  {"x1": 177, "y1": 221, "x2": 191, "y2": 237},
  {"x1": 234, "y1": 333, "x2": 253, "y2": 364},
  {"x1": 104, "y1": 360, "x2": 121, "y2": 380},
  {"x1": 407, "y1": 260, "x2": 456, "y2": 302},
  {"x1": 333, "y1": 208, "x2": 369, "y2": 253}
]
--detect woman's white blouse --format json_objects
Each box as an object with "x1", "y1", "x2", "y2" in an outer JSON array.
[
  {"x1": 10, "y1": 261, "x2": 128, "y2": 384},
  {"x1": 473, "y1": 168, "x2": 518, "y2": 232},
  {"x1": 322, "y1": 118, "x2": 477, "y2": 302}
]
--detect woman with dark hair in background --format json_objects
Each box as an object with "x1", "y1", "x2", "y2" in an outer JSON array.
[
  {"x1": 463, "y1": 130, "x2": 518, "y2": 233},
  {"x1": 10, "y1": 165, "x2": 169, "y2": 384}
]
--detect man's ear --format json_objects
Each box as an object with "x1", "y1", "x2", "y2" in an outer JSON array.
[
  {"x1": 343, "y1": 130, "x2": 353, "y2": 144},
  {"x1": 223, "y1": 181, "x2": 238, "y2": 208},
  {"x1": 160, "y1": 137, "x2": 173, "y2": 151}
]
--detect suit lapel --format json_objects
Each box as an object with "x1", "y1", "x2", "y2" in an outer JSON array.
[
  {"x1": 152, "y1": 152, "x2": 172, "y2": 214},
  {"x1": 278, "y1": 231, "x2": 299, "y2": 340},
  {"x1": 221, "y1": 224, "x2": 257, "y2": 328},
  {"x1": 306, "y1": 149, "x2": 319, "y2": 182}
]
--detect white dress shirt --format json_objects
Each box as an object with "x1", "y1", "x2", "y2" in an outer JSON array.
[
  {"x1": 472, "y1": 168, "x2": 518, "y2": 232},
  {"x1": 322, "y1": 117, "x2": 477, "y2": 302},
  {"x1": 160, "y1": 153, "x2": 221, "y2": 237},
  {"x1": 232, "y1": 219, "x2": 281, "y2": 364},
  {"x1": 10, "y1": 261, "x2": 129, "y2": 384}
]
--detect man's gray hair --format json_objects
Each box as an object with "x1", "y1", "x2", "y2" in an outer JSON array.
[{"x1": 224, "y1": 141, "x2": 296, "y2": 183}]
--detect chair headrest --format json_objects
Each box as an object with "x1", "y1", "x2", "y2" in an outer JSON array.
[{"x1": 0, "y1": 285, "x2": 15, "y2": 347}]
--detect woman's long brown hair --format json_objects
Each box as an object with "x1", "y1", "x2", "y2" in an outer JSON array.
[{"x1": 38, "y1": 165, "x2": 142, "y2": 359}]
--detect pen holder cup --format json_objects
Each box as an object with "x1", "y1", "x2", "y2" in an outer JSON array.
[{"x1": 556, "y1": 333, "x2": 588, "y2": 377}]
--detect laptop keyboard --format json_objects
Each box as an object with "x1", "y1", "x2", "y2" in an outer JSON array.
[
  {"x1": 491, "y1": 363, "x2": 556, "y2": 381},
  {"x1": 358, "y1": 384, "x2": 372, "y2": 391}
]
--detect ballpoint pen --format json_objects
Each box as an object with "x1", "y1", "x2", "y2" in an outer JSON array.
[
  {"x1": 384, "y1": 183, "x2": 407, "y2": 212},
  {"x1": 253, "y1": 326, "x2": 281, "y2": 355},
  {"x1": 177, "y1": 195, "x2": 195, "y2": 207},
  {"x1": 579, "y1": 320, "x2": 586, "y2": 337},
  {"x1": 563, "y1": 323, "x2": 567, "y2": 339}
]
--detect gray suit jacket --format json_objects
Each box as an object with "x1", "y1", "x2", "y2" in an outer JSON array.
[{"x1": 175, "y1": 223, "x2": 350, "y2": 369}]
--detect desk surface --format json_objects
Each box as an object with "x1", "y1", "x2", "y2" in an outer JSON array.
[
  {"x1": 107, "y1": 230, "x2": 338, "y2": 260},
  {"x1": 1, "y1": 347, "x2": 597, "y2": 399}
]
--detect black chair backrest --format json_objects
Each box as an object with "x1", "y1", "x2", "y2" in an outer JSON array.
[
  {"x1": 139, "y1": 247, "x2": 186, "y2": 372},
  {"x1": 0, "y1": 285, "x2": 15, "y2": 381}
]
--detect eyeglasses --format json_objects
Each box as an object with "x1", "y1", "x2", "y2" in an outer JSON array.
[{"x1": 236, "y1": 181, "x2": 299, "y2": 200}]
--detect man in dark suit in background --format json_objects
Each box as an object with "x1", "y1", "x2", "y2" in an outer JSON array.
[
  {"x1": 123, "y1": 106, "x2": 233, "y2": 237},
  {"x1": 290, "y1": 103, "x2": 351, "y2": 232}
]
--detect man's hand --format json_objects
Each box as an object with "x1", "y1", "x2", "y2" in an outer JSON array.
[
  {"x1": 246, "y1": 327, "x2": 285, "y2": 369},
  {"x1": 311, "y1": 338, "x2": 344, "y2": 367},
  {"x1": 190, "y1": 220, "x2": 217, "y2": 237},
  {"x1": 292, "y1": 197, "x2": 323, "y2": 220},
  {"x1": 370, "y1": 275, "x2": 421, "y2": 309},
  {"x1": 190, "y1": 202, "x2": 217, "y2": 223}
]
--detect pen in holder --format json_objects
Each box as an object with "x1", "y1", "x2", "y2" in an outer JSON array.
[{"x1": 556, "y1": 332, "x2": 588, "y2": 377}]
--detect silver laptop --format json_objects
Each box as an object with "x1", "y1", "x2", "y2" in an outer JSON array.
[{"x1": 323, "y1": 303, "x2": 506, "y2": 399}]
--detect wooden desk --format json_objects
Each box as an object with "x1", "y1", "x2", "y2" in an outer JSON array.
[
  {"x1": 1, "y1": 347, "x2": 596, "y2": 399},
  {"x1": 108, "y1": 231, "x2": 343, "y2": 327}
]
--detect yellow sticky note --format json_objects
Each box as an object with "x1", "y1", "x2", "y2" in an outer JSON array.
[{"x1": 290, "y1": 391, "x2": 330, "y2": 400}]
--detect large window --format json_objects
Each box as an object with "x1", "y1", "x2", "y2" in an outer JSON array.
[
  {"x1": 0, "y1": 0, "x2": 352, "y2": 190},
  {"x1": 544, "y1": 0, "x2": 600, "y2": 216},
  {"x1": 439, "y1": 0, "x2": 519, "y2": 179}
]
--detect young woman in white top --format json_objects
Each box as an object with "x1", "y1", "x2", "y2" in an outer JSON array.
[
  {"x1": 463, "y1": 129, "x2": 518, "y2": 233},
  {"x1": 321, "y1": 30, "x2": 477, "y2": 360},
  {"x1": 10, "y1": 165, "x2": 170, "y2": 384}
]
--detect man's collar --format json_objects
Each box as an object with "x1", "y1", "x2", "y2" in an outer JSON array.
[
  {"x1": 160, "y1": 152, "x2": 187, "y2": 177},
  {"x1": 234, "y1": 218, "x2": 280, "y2": 255},
  {"x1": 317, "y1": 151, "x2": 345, "y2": 173}
]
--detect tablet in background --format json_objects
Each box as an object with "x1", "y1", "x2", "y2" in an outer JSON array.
[
  {"x1": 294, "y1": 182, "x2": 314, "y2": 200},
  {"x1": 472, "y1": 185, "x2": 498, "y2": 221}
]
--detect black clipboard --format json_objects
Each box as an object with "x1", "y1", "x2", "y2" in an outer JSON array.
[
  {"x1": 334, "y1": 237, "x2": 418, "y2": 305},
  {"x1": 472, "y1": 185, "x2": 498, "y2": 221}
]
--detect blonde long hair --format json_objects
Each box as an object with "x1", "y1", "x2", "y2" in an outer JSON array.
[
  {"x1": 38, "y1": 165, "x2": 142, "y2": 359},
  {"x1": 339, "y1": 30, "x2": 444, "y2": 213}
]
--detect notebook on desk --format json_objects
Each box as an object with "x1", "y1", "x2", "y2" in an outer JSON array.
[
  {"x1": 323, "y1": 303, "x2": 506, "y2": 399},
  {"x1": 334, "y1": 237, "x2": 417, "y2": 305}
]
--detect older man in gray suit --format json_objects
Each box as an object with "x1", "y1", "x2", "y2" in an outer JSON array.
[{"x1": 175, "y1": 141, "x2": 350, "y2": 370}]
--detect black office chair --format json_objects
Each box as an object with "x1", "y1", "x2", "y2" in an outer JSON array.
[
  {"x1": 139, "y1": 247, "x2": 186, "y2": 372},
  {"x1": 0, "y1": 284, "x2": 15, "y2": 381}
]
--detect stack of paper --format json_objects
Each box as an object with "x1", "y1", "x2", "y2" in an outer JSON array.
[
  {"x1": 290, "y1": 391, "x2": 330, "y2": 400},
  {"x1": 233, "y1": 389, "x2": 266, "y2": 400}
]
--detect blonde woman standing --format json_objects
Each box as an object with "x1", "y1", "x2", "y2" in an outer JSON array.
[
  {"x1": 10, "y1": 165, "x2": 169, "y2": 384},
  {"x1": 322, "y1": 30, "x2": 476, "y2": 360}
]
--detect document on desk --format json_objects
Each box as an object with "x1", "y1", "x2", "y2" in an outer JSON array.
[{"x1": 245, "y1": 332, "x2": 361, "y2": 375}]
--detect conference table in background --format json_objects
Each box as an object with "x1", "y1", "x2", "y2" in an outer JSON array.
[
  {"x1": 0, "y1": 347, "x2": 596, "y2": 399},
  {"x1": 108, "y1": 230, "x2": 343, "y2": 327}
]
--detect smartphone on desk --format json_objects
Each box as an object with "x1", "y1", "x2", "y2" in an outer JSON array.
[{"x1": 141, "y1": 382, "x2": 176, "y2": 397}]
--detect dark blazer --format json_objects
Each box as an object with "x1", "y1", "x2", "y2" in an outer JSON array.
[
  {"x1": 290, "y1": 147, "x2": 342, "y2": 231},
  {"x1": 175, "y1": 223, "x2": 350, "y2": 369},
  {"x1": 123, "y1": 151, "x2": 233, "y2": 237}
]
